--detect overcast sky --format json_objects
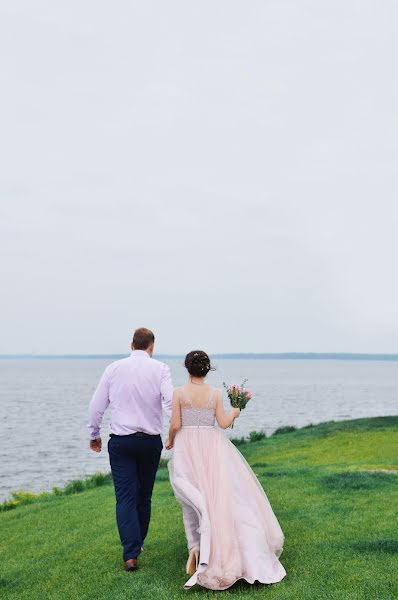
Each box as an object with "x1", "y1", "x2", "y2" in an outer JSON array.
[{"x1": 1, "y1": 1, "x2": 397, "y2": 355}]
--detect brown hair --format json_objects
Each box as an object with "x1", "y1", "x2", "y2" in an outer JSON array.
[
  {"x1": 184, "y1": 350, "x2": 215, "y2": 377},
  {"x1": 132, "y1": 328, "x2": 155, "y2": 350}
]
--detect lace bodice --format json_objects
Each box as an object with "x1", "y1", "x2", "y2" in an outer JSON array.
[
  {"x1": 180, "y1": 385, "x2": 217, "y2": 427},
  {"x1": 181, "y1": 407, "x2": 216, "y2": 427}
]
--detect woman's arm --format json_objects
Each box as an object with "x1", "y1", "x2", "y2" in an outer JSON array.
[
  {"x1": 215, "y1": 389, "x2": 240, "y2": 429},
  {"x1": 165, "y1": 389, "x2": 182, "y2": 449}
]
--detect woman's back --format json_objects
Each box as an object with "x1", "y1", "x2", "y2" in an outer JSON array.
[{"x1": 179, "y1": 384, "x2": 217, "y2": 427}]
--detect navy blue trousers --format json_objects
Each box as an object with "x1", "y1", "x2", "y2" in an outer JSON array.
[{"x1": 108, "y1": 433, "x2": 162, "y2": 561}]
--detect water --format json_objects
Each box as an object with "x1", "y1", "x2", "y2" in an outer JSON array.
[{"x1": 0, "y1": 357, "x2": 397, "y2": 501}]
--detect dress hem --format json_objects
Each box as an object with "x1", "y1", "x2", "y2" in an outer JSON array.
[{"x1": 184, "y1": 569, "x2": 287, "y2": 591}]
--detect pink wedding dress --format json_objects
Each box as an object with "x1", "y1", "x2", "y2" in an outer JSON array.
[{"x1": 168, "y1": 385, "x2": 286, "y2": 590}]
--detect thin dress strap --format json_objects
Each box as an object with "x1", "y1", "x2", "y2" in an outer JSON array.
[
  {"x1": 181, "y1": 385, "x2": 193, "y2": 408},
  {"x1": 206, "y1": 387, "x2": 215, "y2": 409}
]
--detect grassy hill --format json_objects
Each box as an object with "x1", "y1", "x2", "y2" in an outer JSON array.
[{"x1": 1, "y1": 417, "x2": 397, "y2": 600}]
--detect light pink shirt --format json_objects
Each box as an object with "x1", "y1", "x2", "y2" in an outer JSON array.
[{"x1": 87, "y1": 350, "x2": 173, "y2": 439}]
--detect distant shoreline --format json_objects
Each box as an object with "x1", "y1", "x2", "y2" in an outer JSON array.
[{"x1": 1, "y1": 352, "x2": 398, "y2": 361}]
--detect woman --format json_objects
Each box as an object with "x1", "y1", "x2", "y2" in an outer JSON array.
[{"x1": 166, "y1": 350, "x2": 286, "y2": 590}]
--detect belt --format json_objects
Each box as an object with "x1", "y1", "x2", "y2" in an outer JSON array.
[{"x1": 110, "y1": 432, "x2": 159, "y2": 438}]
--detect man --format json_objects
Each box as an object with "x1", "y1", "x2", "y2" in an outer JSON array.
[{"x1": 88, "y1": 328, "x2": 173, "y2": 571}]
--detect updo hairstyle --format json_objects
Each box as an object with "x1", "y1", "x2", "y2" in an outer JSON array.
[{"x1": 184, "y1": 350, "x2": 215, "y2": 378}]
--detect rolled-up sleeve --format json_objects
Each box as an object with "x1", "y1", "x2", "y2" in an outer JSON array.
[
  {"x1": 87, "y1": 368, "x2": 110, "y2": 439},
  {"x1": 160, "y1": 364, "x2": 173, "y2": 419}
]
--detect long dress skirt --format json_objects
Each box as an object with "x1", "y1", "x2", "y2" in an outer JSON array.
[{"x1": 168, "y1": 426, "x2": 286, "y2": 590}]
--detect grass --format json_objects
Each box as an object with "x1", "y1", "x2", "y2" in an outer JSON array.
[
  {"x1": 1, "y1": 416, "x2": 398, "y2": 600},
  {"x1": 322, "y1": 470, "x2": 398, "y2": 491}
]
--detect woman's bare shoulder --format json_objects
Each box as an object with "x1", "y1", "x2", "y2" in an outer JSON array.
[{"x1": 173, "y1": 386, "x2": 185, "y2": 396}]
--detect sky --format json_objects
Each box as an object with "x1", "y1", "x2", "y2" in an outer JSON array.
[{"x1": 1, "y1": 1, "x2": 397, "y2": 355}]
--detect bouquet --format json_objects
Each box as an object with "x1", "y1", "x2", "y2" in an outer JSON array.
[{"x1": 223, "y1": 379, "x2": 252, "y2": 428}]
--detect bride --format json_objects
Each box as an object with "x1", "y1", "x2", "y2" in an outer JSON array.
[{"x1": 166, "y1": 350, "x2": 286, "y2": 590}]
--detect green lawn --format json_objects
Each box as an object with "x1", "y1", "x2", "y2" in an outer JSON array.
[{"x1": 1, "y1": 417, "x2": 398, "y2": 600}]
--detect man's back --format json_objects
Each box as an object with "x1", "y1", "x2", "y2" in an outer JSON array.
[
  {"x1": 88, "y1": 350, "x2": 173, "y2": 439},
  {"x1": 88, "y1": 328, "x2": 173, "y2": 569}
]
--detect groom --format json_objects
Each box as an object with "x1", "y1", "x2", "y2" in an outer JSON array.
[{"x1": 88, "y1": 328, "x2": 173, "y2": 571}]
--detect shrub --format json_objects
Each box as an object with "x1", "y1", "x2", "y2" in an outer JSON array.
[
  {"x1": 11, "y1": 491, "x2": 39, "y2": 504},
  {"x1": 249, "y1": 430, "x2": 266, "y2": 442},
  {"x1": 230, "y1": 436, "x2": 247, "y2": 446},
  {"x1": 64, "y1": 480, "x2": 85, "y2": 495},
  {"x1": 273, "y1": 425, "x2": 297, "y2": 435},
  {"x1": 0, "y1": 500, "x2": 19, "y2": 512},
  {"x1": 63, "y1": 472, "x2": 113, "y2": 495},
  {"x1": 85, "y1": 472, "x2": 112, "y2": 488},
  {"x1": 0, "y1": 472, "x2": 114, "y2": 510},
  {"x1": 0, "y1": 491, "x2": 42, "y2": 512}
]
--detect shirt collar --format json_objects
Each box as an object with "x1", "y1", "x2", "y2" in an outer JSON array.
[{"x1": 130, "y1": 350, "x2": 151, "y2": 358}]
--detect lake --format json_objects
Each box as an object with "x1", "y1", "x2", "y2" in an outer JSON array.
[{"x1": 0, "y1": 357, "x2": 397, "y2": 501}]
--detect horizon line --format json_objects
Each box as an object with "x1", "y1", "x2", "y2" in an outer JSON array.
[{"x1": 1, "y1": 352, "x2": 398, "y2": 361}]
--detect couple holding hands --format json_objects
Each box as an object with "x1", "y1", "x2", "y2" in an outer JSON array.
[{"x1": 88, "y1": 328, "x2": 285, "y2": 591}]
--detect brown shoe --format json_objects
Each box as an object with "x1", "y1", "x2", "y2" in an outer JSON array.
[{"x1": 124, "y1": 558, "x2": 138, "y2": 572}]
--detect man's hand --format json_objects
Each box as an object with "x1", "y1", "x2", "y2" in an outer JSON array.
[{"x1": 89, "y1": 438, "x2": 102, "y2": 452}]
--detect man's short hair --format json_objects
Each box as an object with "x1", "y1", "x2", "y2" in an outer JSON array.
[{"x1": 132, "y1": 328, "x2": 155, "y2": 350}]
